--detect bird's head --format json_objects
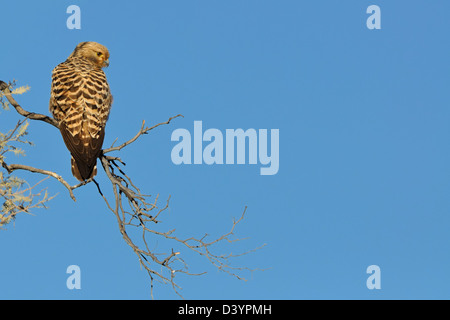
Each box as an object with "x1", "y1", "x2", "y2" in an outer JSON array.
[{"x1": 69, "y1": 41, "x2": 110, "y2": 68}]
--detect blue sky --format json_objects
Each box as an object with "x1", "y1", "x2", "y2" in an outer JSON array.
[{"x1": 1, "y1": 0, "x2": 450, "y2": 299}]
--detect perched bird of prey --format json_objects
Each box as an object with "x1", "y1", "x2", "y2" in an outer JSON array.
[{"x1": 49, "y1": 41, "x2": 113, "y2": 181}]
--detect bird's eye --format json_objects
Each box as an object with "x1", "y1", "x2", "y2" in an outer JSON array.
[{"x1": 97, "y1": 52, "x2": 102, "y2": 57}]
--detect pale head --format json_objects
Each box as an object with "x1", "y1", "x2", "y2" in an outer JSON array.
[{"x1": 68, "y1": 41, "x2": 110, "y2": 68}]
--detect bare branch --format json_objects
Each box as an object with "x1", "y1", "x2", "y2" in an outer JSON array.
[
  {"x1": 2, "y1": 162, "x2": 77, "y2": 201},
  {"x1": 1, "y1": 79, "x2": 264, "y2": 298},
  {"x1": 0, "y1": 80, "x2": 59, "y2": 128},
  {"x1": 98, "y1": 151, "x2": 264, "y2": 298},
  {"x1": 103, "y1": 114, "x2": 184, "y2": 154}
]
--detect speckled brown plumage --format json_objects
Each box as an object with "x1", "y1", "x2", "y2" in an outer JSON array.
[{"x1": 49, "y1": 42, "x2": 113, "y2": 181}]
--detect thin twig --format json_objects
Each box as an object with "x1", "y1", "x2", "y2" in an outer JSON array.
[{"x1": 103, "y1": 114, "x2": 184, "y2": 154}]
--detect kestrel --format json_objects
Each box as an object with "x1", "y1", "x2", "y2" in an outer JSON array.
[{"x1": 49, "y1": 41, "x2": 113, "y2": 182}]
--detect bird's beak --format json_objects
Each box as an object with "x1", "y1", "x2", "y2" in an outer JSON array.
[{"x1": 103, "y1": 59, "x2": 110, "y2": 68}]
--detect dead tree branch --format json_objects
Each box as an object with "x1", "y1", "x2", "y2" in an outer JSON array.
[
  {"x1": 1, "y1": 79, "x2": 264, "y2": 298},
  {"x1": 2, "y1": 162, "x2": 79, "y2": 201},
  {"x1": 0, "y1": 81, "x2": 58, "y2": 128}
]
